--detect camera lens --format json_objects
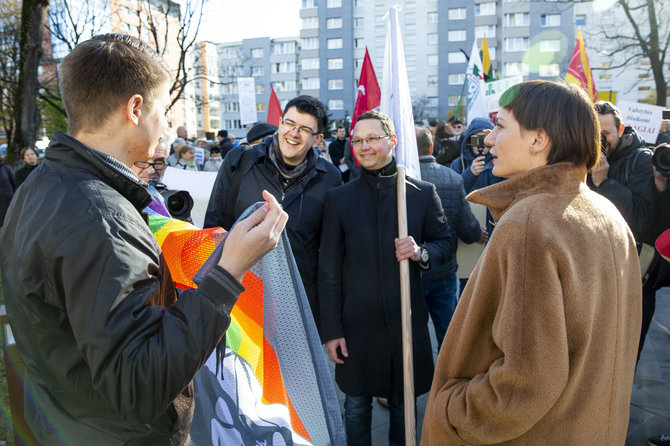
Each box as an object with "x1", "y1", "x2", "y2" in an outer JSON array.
[
  {"x1": 159, "y1": 190, "x2": 194, "y2": 220},
  {"x1": 653, "y1": 144, "x2": 670, "y2": 176}
]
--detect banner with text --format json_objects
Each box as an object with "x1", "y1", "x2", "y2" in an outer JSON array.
[
  {"x1": 617, "y1": 101, "x2": 665, "y2": 144},
  {"x1": 237, "y1": 77, "x2": 258, "y2": 125}
]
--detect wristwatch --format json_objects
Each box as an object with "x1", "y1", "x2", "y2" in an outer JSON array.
[{"x1": 419, "y1": 247, "x2": 430, "y2": 269}]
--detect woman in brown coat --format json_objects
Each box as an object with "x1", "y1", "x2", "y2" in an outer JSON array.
[{"x1": 421, "y1": 80, "x2": 641, "y2": 445}]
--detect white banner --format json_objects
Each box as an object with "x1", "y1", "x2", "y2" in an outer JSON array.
[
  {"x1": 484, "y1": 76, "x2": 524, "y2": 113},
  {"x1": 237, "y1": 77, "x2": 258, "y2": 126},
  {"x1": 617, "y1": 101, "x2": 665, "y2": 144},
  {"x1": 161, "y1": 166, "x2": 218, "y2": 229}
]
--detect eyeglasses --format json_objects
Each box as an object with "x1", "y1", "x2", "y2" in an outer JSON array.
[
  {"x1": 280, "y1": 119, "x2": 319, "y2": 137},
  {"x1": 351, "y1": 135, "x2": 391, "y2": 148},
  {"x1": 134, "y1": 160, "x2": 167, "y2": 170}
]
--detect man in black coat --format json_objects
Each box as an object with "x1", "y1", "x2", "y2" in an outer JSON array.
[
  {"x1": 319, "y1": 110, "x2": 456, "y2": 445},
  {"x1": 588, "y1": 101, "x2": 656, "y2": 360},
  {"x1": 205, "y1": 96, "x2": 342, "y2": 331}
]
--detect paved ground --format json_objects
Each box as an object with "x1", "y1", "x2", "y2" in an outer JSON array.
[{"x1": 330, "y1": 287, "x2": 670, "y2": 445}]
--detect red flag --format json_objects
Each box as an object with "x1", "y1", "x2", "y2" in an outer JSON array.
[
  {"x1": 565, "y1": 30, "x2": 597, "y2": 102},
  {"x1": 267, "y1": 84, "x2": 282, "y2": 126},
  {"x1": 350, "y1": 48, "x2": 381, "y2": 138}
]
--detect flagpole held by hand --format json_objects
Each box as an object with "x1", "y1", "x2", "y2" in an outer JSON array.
[{"x1": 396, "y1": 165, "x2": 416, "y2": 446}]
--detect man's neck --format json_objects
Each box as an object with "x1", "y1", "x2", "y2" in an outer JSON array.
[{"x1": 73, "y1": 129, "x2": 132, "y2": 168}]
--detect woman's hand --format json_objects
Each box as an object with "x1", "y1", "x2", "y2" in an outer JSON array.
[{"x1": 217, "y1": 191, "x2": 288, "y2": 282}]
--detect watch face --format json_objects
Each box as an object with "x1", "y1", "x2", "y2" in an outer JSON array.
[{"x1": 421, "y1": 249, "x2": 429, "y2": 263}]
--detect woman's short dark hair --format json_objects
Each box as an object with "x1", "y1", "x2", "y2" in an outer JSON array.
[
  {"x1": 20, "y1": 146, "x2": 38, "y2": 160},
  {"x1": 499, "y1": 80, "x2": 600, "y2": 171}
]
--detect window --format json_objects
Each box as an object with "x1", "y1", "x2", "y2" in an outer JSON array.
[
  {"x1": 354, "y1": 17, "x2": 364, "y2": 28},
  {"x1": 328, "y1": 58, "x2": 343, "y2": 69},
  {"x1": 255, "y1": 84, "x2": 265, "y2": 94},
  {"x1": 302, "y1": 77, "x2": 320, "y2": 89},
  {"x1": 475, "y1": 25, "x2": 496, "y2": 39},
  {"x1": 541, "y1": 14, "x2": 560, "y2": 27},
  {"x1": 327, "y1": 38, "x2": 343, "y2": 49},
  {"x1": 575, "y1": 15, "x2": 586, "y2": 26},
  {"x1": 448, "y1": 8, "x2": 466, "y2": 20},
  {"x1": 272, "y1": 61, "x2": 296, "y2": 73},
  {"x1": 327, "y1": 17, "x2": 342, "y2": 28},
  {"x1": 355, "y1": 38, "x2": 364, "y2": 48},
  {"x1": 302, "y1": 37, "x2": 319, "y2": 49},
  {"x1": 504, "y1": 12, "x2": 529, "y2": 26},
  {"x1": 539, "y1": 64, "x2": 559, "y2": 76},
  {"x1": 222, "y1": 83, "x2": 237, "y2": 94},
  {"x1": 638, "y1": 73, "x2": 651, "y2": 79},
  {"x1": 504, "y1": 62, "x2": 529, "y2": 76},
  {"x1": 476, "y1": 2, "x2": 496, "y2": 16},
  {"x1": 302, "y1": 58, "x2": 320, "y2": 70},
  {"x1": 223, "y1": 102, "x2": 239, "y2": 112},
  {"x1": 448, "y1": 73, "x2": 466, "y2": 85},
  {"x1": 355, "y1": 58, "x2": 363, "y2": 69},
  {"x1": 539, "y1": 39, "x2": 560, "y2": 52},
  {"x1": 251, "y1": 48, "x2": 263, "y2": 58},
  {"x1": 448, "y1": 95, "x2": 460, "y2": 106},
  {"x1": 427, "y1": 12, "x2": 438, "y2": 23},
  {"x1": 427, "y1": 33, "x2": 438, "y2": 45},
  {"x1": 251, "y1": 66, "x2": 264, "y2": 76},
  {"x1": 327, "y1": 0, "x2": 341, "y2": 7},
  {"x1": 428, "y1": 97, "x2": 438, "y2": 108},
  {"x1": 256, "y1": 103, "x2": 266, "y2": 112},
  {"x1": 272, "y1": 42, "x2": 295, "y2": 55},
  {"x1": 302, "y1": 0, "x2": 318, "y2": 7},
  {"x1": 487, "y1": 46, "x2": 496, "y2": 59},
  {"x1": 274, "y1": 81, "x2": 297, "y2": 92},
  {"x1": 428, "y1": 75, "x2": 438, "y2": 85},
  {"x1": 448, "y1": 30, "x2": 466, "y2": 42},
  {"x1": 599, "y1": 74, "x2": 612, "y2": 80},
  {"x1": 448, "y1": 52, "x2": 466, "y2": 63},
  {"x1": 505, "y1": 37, "x2": 529, "y2": 52},
  {"x1": 328, "y1": 79, "x2": 344, "y2": 90},
  {"x1": 302, "y1": 17, "x2": 318, "y2": 29},
  {"x1": 328, "y1": 99, "x2": 344, "y2": 110},
  {"x1": 428, "y1": 55, "x2": 438, "y2": 66}
]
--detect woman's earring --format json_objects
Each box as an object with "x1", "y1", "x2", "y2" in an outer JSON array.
[{"x1": 530, "y1": 147, "x2": 535, "y2": 154}]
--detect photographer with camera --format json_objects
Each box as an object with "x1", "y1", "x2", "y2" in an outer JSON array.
[
  {"x1": 588, "y1": 101, "x2": 656, "y2": 360},
  {"x1": 449, "y1": 117, "x2": 504, "y2": 237}
]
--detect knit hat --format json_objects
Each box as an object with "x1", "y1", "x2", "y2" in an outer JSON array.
[
  {"x1": 247, "y1": 123, "x2": 278, "y2": 143},
  {"x1": 657, "y1": 228, "x2": 670, "y2": 262}
]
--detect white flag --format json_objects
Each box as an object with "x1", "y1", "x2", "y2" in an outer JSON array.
[
  {"x1": 380, "y1": 6, "x2": 420, "y2": 180},
  {"x1": 466, "y1": 40, "x2": 488, "y2": 126}
]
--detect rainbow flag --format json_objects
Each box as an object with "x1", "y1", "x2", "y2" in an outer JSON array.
[
  {"x1": 565, "y1": 30, "x2": 597, "y2": 102},
  {"x1": 146, "y1": 199, "x2": 346, "y2": 445}
]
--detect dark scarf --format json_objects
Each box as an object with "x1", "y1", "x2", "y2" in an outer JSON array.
[{"x1": 267, "y1": 134, "x2": 317, "y2": 191}]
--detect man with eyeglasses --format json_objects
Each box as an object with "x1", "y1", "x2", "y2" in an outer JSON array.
[
  {"x1": 319, "y1": 110, "x2": 455, "y2": 445},
  {"x1": 205, "y1": 95, "x2": 341, "y2": 332},
  {"x1": 588, "y1": 100, "x2": 656, "y2": 361}
]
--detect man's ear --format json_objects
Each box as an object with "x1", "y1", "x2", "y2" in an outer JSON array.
[
  {"x1": 126, "y1": 94, "x2": 143, "y2": 126},
  {"x1": 618, "y1": 123, "x2": 625, "y2": 137},
  {"x1": 313, "y1": 133, "x2": 324, "y2": 145}
]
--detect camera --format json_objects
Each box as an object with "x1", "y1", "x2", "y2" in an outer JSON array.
[
  {"x1": 653, "y1": 144, "x2": 670, "y2": 178},
  {"x1": 600, "y1": 133, "x2": 608, "y2": 156},
  {"x1": 470, "y1": 134, "x2": 486, "y2": 149},
  {"x1": 148, "y1": 180, "x2": 194, "y2": 222}
]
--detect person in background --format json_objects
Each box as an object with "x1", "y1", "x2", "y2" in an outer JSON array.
[
  {"x1": 416, "y1": 126, "x2": 486, "y2": 347},
  {"x1": 315, "y1": 139, "x2": 332, "y2": 163},
  {"x1": 434, "y1": 122, "x2": 461, "y2": 166},
  {"x1": 656, "y1": 120, "x2": 670, "y2": 145},
  {"x1": 422, "y1": 80, "x2": 641, "y2": 445},
  {"x1": 217, "y1": 129, "x2": 234, "y2": 158},
  {"x1": 0, "y1": 154, "x2": 16, "y2": 227},
  {"x1": 15, "y1": 146, "x2": 40, "y2": 187},
  {"x1": 203, "y1": 147, "x2": 223, "y2": 172},
  {"x1": 328, "y1": 125, "x2": 350, "y2": 182},
  {"x1": 245, "y1": 123, "x2": 278, "y2": 147},
  {"x1": 176, "y1": 144, "x2": 199, "y2": 171}
]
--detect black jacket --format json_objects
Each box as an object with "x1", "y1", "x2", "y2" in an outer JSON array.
[
  {"x1": 204, "y1": 136, "x2": 342, "y2": 328},
  {"x1": 318, "y1": 161, "x2": 456, "y2": 398},
  {"x1": 587, "y1": 126, "x2": 655, "y2": 244},
  {"x1": 0, "y1": 132, "x2": 243, "y2": 445},
  {"x1": 419, "y1": 155, "x2": 480, "y2": 279},
  {"x1": 0, "y1": 160, "x2": 15, "y2": 225}
]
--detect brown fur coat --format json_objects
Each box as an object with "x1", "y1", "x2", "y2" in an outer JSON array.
[{"x1": 421, "y1": 162, "x2": 641, "y2": 445}]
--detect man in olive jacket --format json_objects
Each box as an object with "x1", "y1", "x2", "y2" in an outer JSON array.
[
  {"x1": 0, "y1": 34, "x2": 287, "y2": 446},
  {"x1": 319, "y1": 111, "x2": 455, "y2": 445}
]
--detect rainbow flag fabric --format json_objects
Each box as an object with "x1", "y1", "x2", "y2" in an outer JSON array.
[{"x1": 146, "y1": 198, "x2": 346, "y2": 445}]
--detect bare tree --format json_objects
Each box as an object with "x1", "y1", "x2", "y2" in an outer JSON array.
[
  {"x1": 11, "y1": 0, "x2": 49, "y2": 164},
  {"x1": 0, "y1": 0, "x2": 22, "y2": 156},
  {"x1": 590, "y1": 0, "x2": 669, "y2": 106},
  {"x1": 412, "y1": 96, "x2": 431, "y2": 125}
]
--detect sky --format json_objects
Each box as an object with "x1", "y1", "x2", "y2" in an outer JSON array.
[{"x1": 198, "y1": 0, "x2": 302, "y2": 43}]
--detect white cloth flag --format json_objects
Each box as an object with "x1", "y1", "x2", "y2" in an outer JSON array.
[
  {"x1": 466, "y1": 40, "x2": 488, "y2": 126},
  {"x1": 380, "y1": 5, "x2": 420, "y2": 180}
]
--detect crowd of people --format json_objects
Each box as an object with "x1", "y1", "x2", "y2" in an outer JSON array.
[{"x1": 0, "y1": 33, "x2": 670, "y2": 446}]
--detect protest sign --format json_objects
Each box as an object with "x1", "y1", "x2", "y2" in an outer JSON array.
[{"x1": 617, "y1": 101, "x2": 665, "y2": 144}]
